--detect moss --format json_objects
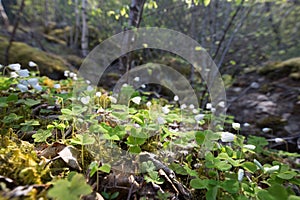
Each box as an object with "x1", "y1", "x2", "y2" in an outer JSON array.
[
  {"x1": 258, "y1": 57, "x2": 300, "y2": 80},
  {"x1": 0, "y1": 35, "x2": 70, "y2": 79},
  {"x1": 65, "y1": 54, "x2": 83, "y2": 68},
  {"x1": 256, "y1": 116, "x2": 287, "y2": 132}
]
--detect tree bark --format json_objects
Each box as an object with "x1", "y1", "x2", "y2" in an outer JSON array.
[
  {"x1": 81, "y1": 0, "x2": 89, "y2": 57},
  {"x1": 0, "y1": 0, "x2": 9, "y2": 29},
  {"x1": 4, "y1": 0, "x2": 25, "y2": 65}
]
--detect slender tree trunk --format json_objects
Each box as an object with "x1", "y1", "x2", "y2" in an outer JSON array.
[
  {"x1": 81, "y1": 0, "x2": 89, "y2": 57},
  {"x1": 44, "y1": 0, "x2": 49, "y2": 27},
  {"x1": 73, "y1": 0, "x2": 80, "y2": 48},
  {"x1": 119, "y1": 0, "x2": 146, "y2": 72},
  {"x1": 4, "y1": 0, "x2": 25, "y2": 65},
  {"x1": 0, "y1": 0, "x2": 9, "y2": 29}
]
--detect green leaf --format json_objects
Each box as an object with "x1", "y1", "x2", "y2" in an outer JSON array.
[
  {"x1": 216, "y1": 161, "x2": 232, "y2": 171},
  {"x1": 24, "y1": 99, "x2": 41, "y2": 107},
  {"x1": 70, "y1": 133, "x2": 95, "y2": 145},
  {"x1": 203, "y1": 0, "x2": 211, "y2": 7},
  {"x1": 195, "y1": 131, "x2": 205, "y2": 145},
  {"x1": 32, "y1": 129, "x2": 52, "y2": 143},
  {"x1": 126, "y1": 136, "x2": 146, "y2": 145},
  {"x1": 190, "y1": 179, "x2": 209, "y2": 189},
  {"x1": 2, "y1": 113, "x2": 23, "y2": 124},
  {"x1": 99, "y1": 164, "x2": 111, "y2": 173},
  {"x1": 206, "y1": 185, "x2": 218, "y2": 200},
  {"x1": 220, "y1": 180, "x2": 239, "y2": 194},
  {"x1": 129, "y1": 145, "x2": 141, "y2": 154},
  {"x1": 257, "y1": 189, "x2": 275, "y2": 200},
  {"x1": 242, "y1": 162, "x2": 257, "y2": 173},
  {"x1": 277, "y1": 171, "x2": 297, "y2": 180}
]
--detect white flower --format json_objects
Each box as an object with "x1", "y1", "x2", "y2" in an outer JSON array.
[
  {"x1": 64, "y1": 70, "x2": 70, "y2": 77},
  {"x1": 17, "y1": 69, "x2": 30, "y2": 77},
  {"x1": 162, "y1": 106, "x2": 170, "y2": 114},
  {"x1": 195, "y1": 114, "x2": 205, "y2": 122},
  {"x1": 141, "y1": 84, "x2": 146, "y2": 88},
  {"x1": 86, "y1": 80, "x2": 91, "y2": 84},
  {"x1": 146, "y1": 101, "x2": 152, "y2": 108},
  {"x1": 10, "y1": 72, "x2": 19, "y2": 78},
  {"x1": 174, "y1": 95, "x2": 179, "y2": 101},
  {"x1": 32, "y1": 84, "x2": 42, "y2": 91},
  {"x1": 220, "y1": 132, "x2": 235, "y2": 142},
  {"x1": 134, "y1": 77, "x2": 140, "y2": 82},
  {"x1": 73, "y1": 76, "x2": 78, "y2": 81},
  {"x1": 0, "y1": 64, "x2": 3, "y2": 69},
  {"x1": 80, "y1": 96, "x2": 90, "y2": 104},
  {"x1": 189, "y1": 104, "x2": 195, "y2": 109},
  {"x1": 95, "y1": 92, "x2": 102, "y2": 97},
  {"x1": 262, "y1": 127, "x2": 272, "y2": 133},
  {"x1": 157, "y1": 116, "x2": 165, "y2": 125},
  {"x1": 264, "y1": 165, "x2": 279, "y2": 173},
  {"x1": 27, "y1": 78, "x2": 38, "y2": 86},
  {"x1": 109, "y1": 96, "x2": 117, "y2": 104},
  {"x1": 53, "y1": 84, "x2": 61, "y2": 89},
  {"x1": 211, "y1": 108, "x2": 216, "y2": 112},
  {"x1": 206, "y1": 103, "x2": 212, "y2": 110},
  {"x1": 69, "y1": 72, "x2": 75, "y2": 78},
  {"x1": 8, "y1": 63, "x2": 21, "y2": 71},
  {"x1": 238, "y1": 169, "x2": 244, "y2": 182},
  {"x1": 253, "y1": 159, "x2": 264, "y2": 170},
  {"x1": 275, "y1": 138, "x2": 285, "y2": 143},
  {"x1": 218, "y1": 101, "x2": 225, "y2": 108},
  {"x1": 131, "y1": 96, "x2": 141, "y2": 105},
  {"x1": 87, "y1": 85, "x2": 94, "y2": 91},
  {"x1": 17, "y1": 84, "x2": 28, "y2": 92},
  {"x1": 180, "y1": 104, "x2": 187, "y2": 110},
  {"x1": 243, "y1": 123, "x2": 250, "y2": 127},
  {"x1": 192, "y1": 109, "x2": 198, "y2": 114},
  {"x1": 243, "y1": 144, "x2": 256, "y2": 150},
  {"x1": 28, "y1": 61, "x2": 37, "y2": 67},
  {"x1": 232, "y1": 122, "x2": 240, "y2": 130},
  {"x1": 122, "y1": 83, "x2": 128, "y2": 87}
]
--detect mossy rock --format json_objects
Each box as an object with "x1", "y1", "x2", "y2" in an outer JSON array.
[
  {"x1": 258, "y1": 57, "x2": 300, "y2": 80},
  {"x1": 65, "y1": 54, "x2": 83, "y2": 68},
  {"x1": 0, "y1": 35, "x2": 70, "y2": 79},
  {"x1": 256, "y1": 116, "x2": 287, "y2": 132}
]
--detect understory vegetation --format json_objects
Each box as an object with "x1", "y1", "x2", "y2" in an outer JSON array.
[{"x1": 0, "y1": 63, "x2": 299, "y2": 200}]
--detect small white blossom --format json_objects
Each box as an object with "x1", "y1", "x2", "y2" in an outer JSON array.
[
  {"x1": 195, "y1": 114, "x2": 205, "y2": 122},
  {"x1": 218, "y1": 101, "x2": 225, "y2": 108},
  {"x1": 243, "y1": 144, "x2": 256, "y2": 150},
  {"x1": 192, "y1": 109, "x2": 198, "y2": 114},
  {"x1": 146, "y1": 101, "x2": 152, "y2": 108},
  {"x1": 253, "y1": 159, "x2": 264, "y2": 170},
  {"x1": 86, "y1": 80, "x2": 91, "y2": 84},
  {"x1": 134, "y1": 77, "x2": 140, "y2": 82},
  {"x1": 157, "y1": 116, "x2": 165, "y2": 125},
  {"x1": 69, "y1": 72, "x2": 75, "y2": 78},
  {"x1": 275, "y1": 138, "x2": 285, "y2": 143},
  {"x1": 189, "y1": 104, "x2": 195, "y2": 109},
  {"x1": 232, "y1": 122, "x2": 241, "y2": 130},
  {"x1": 73, "y1": 76, "x2": 78, "y2": 81},
  {"x1": 87, "y1": 85, "x2": 94, "y2": 91},
  {"x1": 17, "y1": 69, "x2": 30, "y2": 77},
  {"x1": 27, "y1": 78, "x2": 38, "y2": 86},
  {"x1": 10, "y1": 72, "x2": 19, "y2": 78},
  {"x1": 211, "y1": 107, "x2": 216, "y2": 112},
  {"x1": 180, "y1": 104, "x2": 187, "y2": 110},
  {"x1": 109, "y1": 96, "x2": 117, "y2": 104},
  {"x1": 243, "y1": 123, "x2": 250, "y2": 127},
  {"x1": 238, "y1": 169, "x2": 244, "y2": 182},
  {"x1": 174, "y1": 95, "x2": 179, "y2": 101},
  {"x1": 162, "y1": 106, "x2": 170, "y2": 114},
  {"x1": 53, "y1": 84, "x2": 61, "y2": 89},
  {"x1": 64, "y1": 70, "x2": 70, "y2": 77},
  {"x1": 220, "y1": 132, "x2": 235, "y2": 142},
  {"x1": 28, "y1": 61, "x2": 37, "y2": 67},
  {"x1": 262, "y1": 127, "x2": 272, "y2": 133},
  {"x1": 264, "y1": 165, "x2": 279, "y2": 173},
  {"x1": 17, "y1": 84, "x2": 28, "y2": 92},
  {"x1": 206, "y1": 103, "x2": 212, "y2": 110},
  {"x1": 32, "y1": 84, "x2": 42, "y2": 91},
  {"x1": 95, "y1": 92, "x2": 102, "y2": 97},
  {"x1": 141, "y1": 84, "x2": 146, "y2": 89},
  {"x1": 8, "y1": 63, "x2": 21, "y2": 71},
  {"x1": 0, "y1": 64, "x2": 3, "y2": 69},
  {"x1": 80, "y1": 96, "x2": 90, "y2": 104},
  {"x1": 122, "y1": 83, "x2": 129, "y2": 87},
  {"x1": 131, "y1": 96, "x2": 141, "y2": 105}
]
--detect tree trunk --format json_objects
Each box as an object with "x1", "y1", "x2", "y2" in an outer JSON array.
[
  {"x1": 0, "y1": 0, "x2": 9, "y2": 29},
  {"x1": 73, "y1": 0, "x2": 80, "y2": 48},
  {"x1": 81, "y1": 0, "x2": 89, "y2": 57},
  {"x1": 4, "y1": 0, "x2": 25, "y2": 65}
]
